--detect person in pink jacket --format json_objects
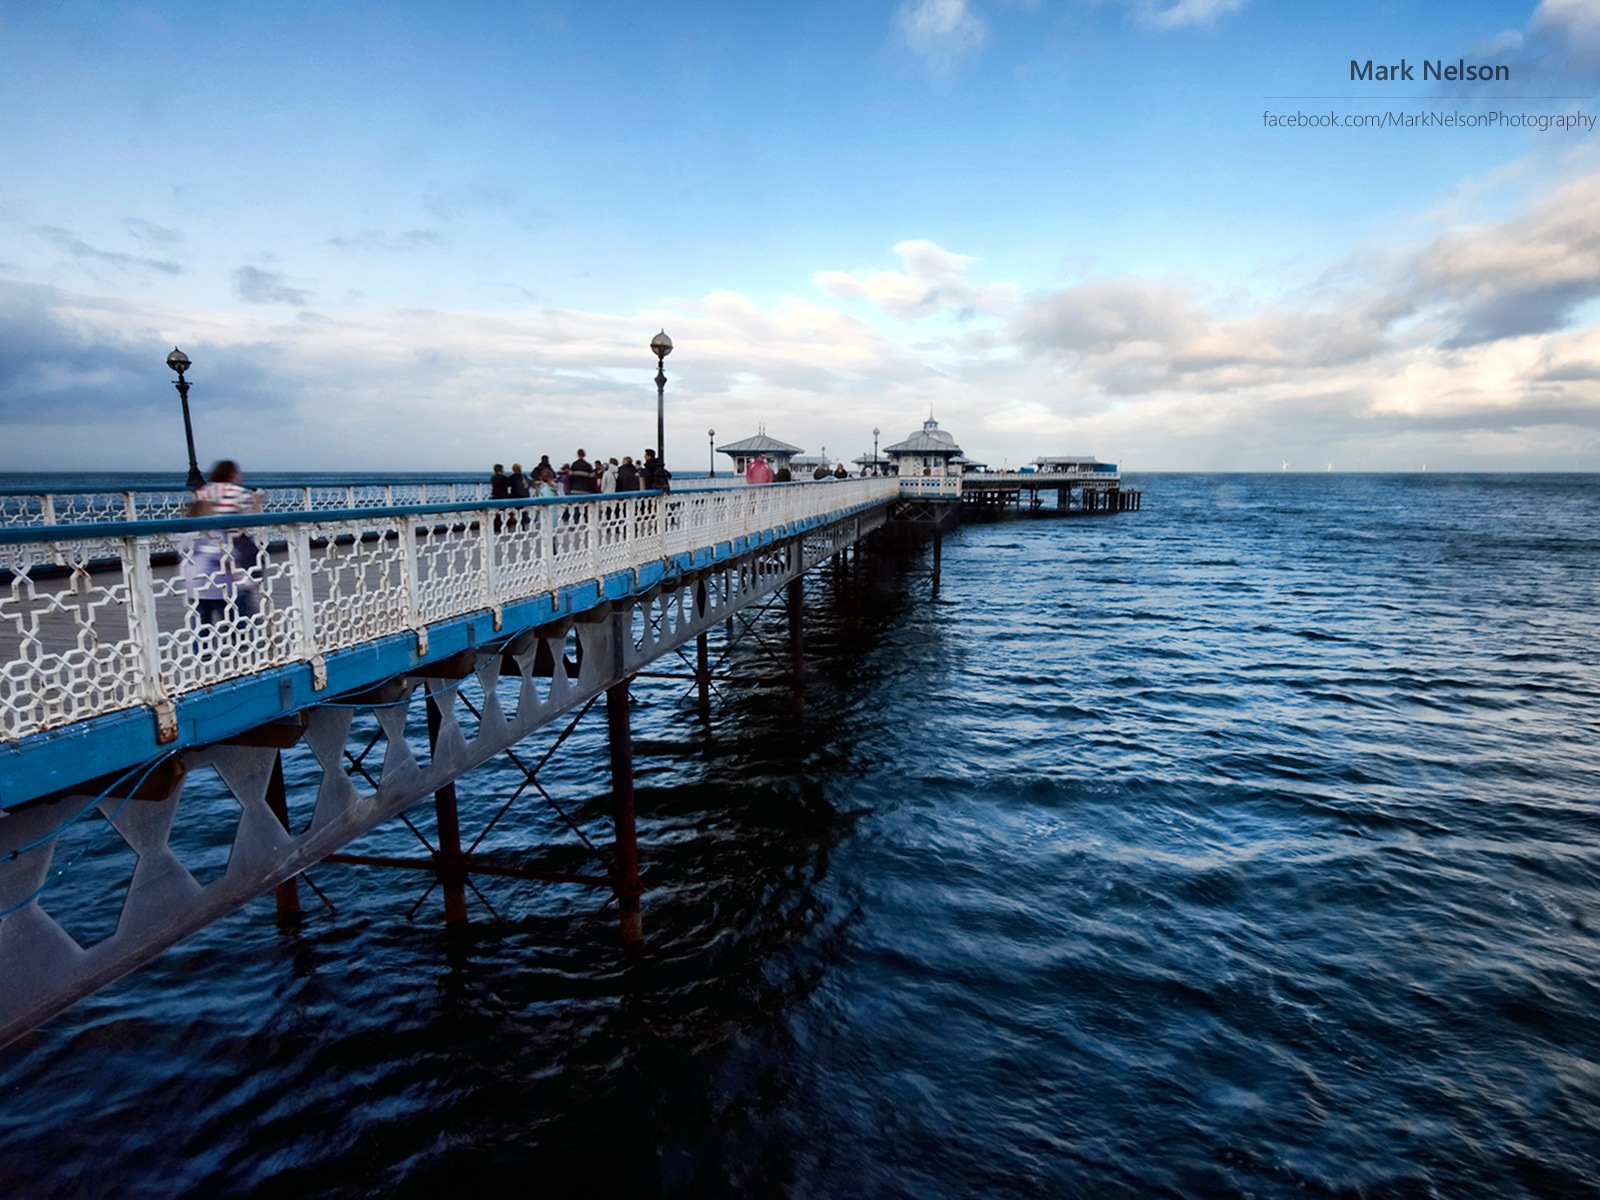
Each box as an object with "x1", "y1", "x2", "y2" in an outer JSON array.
[{"x1": 745, "y1": 456, "x2": 775, "y2": 485}]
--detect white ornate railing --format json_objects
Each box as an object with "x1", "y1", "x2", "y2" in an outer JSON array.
[
  {"x1": 0, "y1": 480, "x2": 897, "y2": 745},
  {"x1": 0, "y1": 482, "x2": 493, "y2": 529},
  {"x1": 897, "y1": 476, "x2": 963, "y2": 498}
]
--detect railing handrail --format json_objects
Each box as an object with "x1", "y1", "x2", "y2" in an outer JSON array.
[
  {"x1": 0, "y1": 478, "x2": 846, "y2": 531},
  {"x1": 1, "y1": 479, "x2": 901, "y2": 753},
  {"x1": 0, "y1": 489, "x2": 677, "y2": 547},
  {"x1": 0, "y1": 477, "x2": 490, "y2": 498}
]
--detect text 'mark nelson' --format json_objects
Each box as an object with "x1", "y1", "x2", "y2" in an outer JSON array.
[{"x1": 1351, "y1": 59, "x2": 1510, "y2": 82}]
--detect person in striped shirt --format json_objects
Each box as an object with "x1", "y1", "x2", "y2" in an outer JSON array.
[
  {"x1": 194, "y1": 460, "x2": 262, "y2": 515},
  {"x1": 193, "y1": 460, "x2": 264, "y2": 617}
]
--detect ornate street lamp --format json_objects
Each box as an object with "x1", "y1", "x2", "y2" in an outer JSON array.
[
  {"x1": 650, "y1": 331, "x2": 672, "y2": 465},
  {"x1": 872, "y1": 426, "x2": 880, "y2": 476},
  {"x1": 707, "y1": 428, "x2": 716, "y2": 477},
  {"x1": 166, "y1": 347, "x2": 204, "y2": 489}
]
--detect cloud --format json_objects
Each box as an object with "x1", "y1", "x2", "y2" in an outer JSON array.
[
  {"x1": 123, "y1": 218, "x2": 183, "y2": 247},
  {"x1": 1404, "y1": 174, "x2": 1600, "y2": 346},
  {"x1": 422, "y1": 184, "x2": 519, "y2": 223},
  {"x1": 233, "y1": 266, "x2": 312, "y2": 307},
  {"x1": 0, "y1": 286, "x2": 159, "y2": 421},
  {"x1": 896, "y1": 0, "x2": 986, "y2": 73},
  {"x1": 1470, "y1": 29, "x2": 1526, "y2": 59},
  {"x1": 1130, "y1": 0, "x2": 1249, "y2": 30},
  {"x1": 37, "y1": 226, "x2": 182, "y2": 277},
  {"x1": 1488, "y1": 0, "x2": 1600, "y2": 85},
  {"x1": 327, "y1": 229, "x2": 443, "y2": 252},
  {"x1": 0, "y1": 282, "x2": 294, "y2": 440},
  {"x1": 1010, "y1": 275, "x2": 1391, "y2": 399},
  {"x1": 1005, "y1": 170, "x2": 1600, "y2": 405},
  {"x1": 4, "y1": 168, "x2": 1600, "y2": 474},
  {"x1": 974, "y1": 166, "x2": 1598, "y2": 470},
  {"x1": 815, "y1": 240, "x2": 1017, "y2": 319},
  {"x1": 1011, "y1": 278, "x2": 1203, "y2": 355},
  {"x1": 892, "y1": 0, "x2": 1245, "y2": 73}
]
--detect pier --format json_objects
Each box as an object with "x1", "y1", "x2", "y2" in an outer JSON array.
[
  {"x1": 0, "y1": 470, "x2": 1136, "y2": 1047},
  {"x1": 960, "y1": 463, "x2": 1143, "y2": 515}
]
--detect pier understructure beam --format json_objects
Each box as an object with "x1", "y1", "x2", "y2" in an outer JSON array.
[
  {"x1": 887, "y1": 499, "x2": 958, "y2": 596},
  {"x1": 0, "y1": 505, "x2": 886, "y2": 1050}
]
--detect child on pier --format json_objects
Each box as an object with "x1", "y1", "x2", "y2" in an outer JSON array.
[{"x1": 177, "y1": 500, "x2": 234, "y2": 628}]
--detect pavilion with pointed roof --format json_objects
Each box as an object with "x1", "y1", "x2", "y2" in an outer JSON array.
[
  {"x1": 883, "y1": 416, "x2": 964, "y2": 478},
  {"x1": 715, "y1": 428, "x2": 805, "y2": 475}
]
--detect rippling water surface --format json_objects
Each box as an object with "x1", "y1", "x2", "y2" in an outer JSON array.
[{"x1": 4, "y1": 473, "x2": 1600, "y2": 1198}]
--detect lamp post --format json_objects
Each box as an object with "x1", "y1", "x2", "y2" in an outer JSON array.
[
  {"x1": 651, "y1": 331, "x2": 672, "y2": 465},
  {"x1": 872, "y1": 426, "x2": 880, "y2": 476},
  {"x1": 167, "y1": 347, "x2": 204, "y2": 489},
  {"x1": 707, "y1": 428, "x2": 716, "y2": 477}
]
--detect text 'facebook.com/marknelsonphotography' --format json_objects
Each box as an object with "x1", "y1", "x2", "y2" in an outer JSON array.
[{"x1": 1262, "y1": 109, "x2": 1597, "y2": 132}]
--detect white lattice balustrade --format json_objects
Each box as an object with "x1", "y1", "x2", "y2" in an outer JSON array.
[
  {"x1": 0, "y1": 483, "x2": 494, "y2": 529},
  {"x1": 1, "y1": 481, "x2": 898, "y2": 747}
]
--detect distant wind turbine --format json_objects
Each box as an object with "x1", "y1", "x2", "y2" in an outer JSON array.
[
  {"x1": 1326, "y1": 463, "x2": 1332, "y2": 472},
  {"x1": 1281, "y1": 460, "x2": 1290, "y2": 472}
]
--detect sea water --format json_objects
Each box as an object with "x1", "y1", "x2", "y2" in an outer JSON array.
[{"x1": 2, "y1": 472, "x2": 1598, "y2": 1198}]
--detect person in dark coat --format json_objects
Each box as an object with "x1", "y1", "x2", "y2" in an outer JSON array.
[
  {"x1": 640, "y1": 450, "x2": 671, "y2": 493},
  {"x1": 489, "y1": 463, "x2": 512, "y2": 531},
  {"x1": 508, "y1": 463, "x2": 530, "y2": 499},
  {"x1": 568, "y1": 450, "x2": 596, "y2": 494},
  {"x1": 614, "y1": 456, "x2": 641, "y2": 492}
]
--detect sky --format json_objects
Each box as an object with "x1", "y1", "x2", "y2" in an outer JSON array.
[{"x1": 2, "y1": 0, "x2": 1598, "y2": 474}]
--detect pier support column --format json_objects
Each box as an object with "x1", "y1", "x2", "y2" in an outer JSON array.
[
  {"x1": 264, "y1": 751, "x2": 301, "y2": 925},
  {"x1": 850, "y1": 539, "x2": 863, "y2": 619},
  {"x1": 787, "y1": 576, "x2": 804, "y2": 697},
  {"x1": 425, "y1": 694, "x2": 469, "y2": 926},
  {"x1": 695, "y1": 580, "x2": 711, "y2": 714},
  {"x1": 932, "y1": 526, "x2": 943, "y2": 598},
  {"x1": 605, "y1": 680, "x2": 643, "y2": 947}
]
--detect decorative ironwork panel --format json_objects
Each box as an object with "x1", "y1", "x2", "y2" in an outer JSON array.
[
  {"x1": 0, "y1": 484, "x2": 496, "y2": 529},
  {"x1": 0, "y1": 481, "x2": 898, "y2": 743},
  {"x1": 897, "y1": 476, "x2": 963, "y2": 498},
  {"x1": 492, "y1": 507, "x2": 557, "y2": 600},
  {"x1": 156, "y1": 531, "x2": 296, "y2": 694},
  {"x1": 301, "y1": 519, "x2": 413, "y2": 654},
  {"x1": 0, "y1": 547, "x2": 145, "y2": 737},
  {"x1": 411, "y1": 518, "x2": 486, "y2": 626}
]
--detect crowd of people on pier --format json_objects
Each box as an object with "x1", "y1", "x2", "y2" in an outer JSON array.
[
  {"x1": 174, "y1": 444, "x2": 868, "y2": 633},
  {"x1": 174, "y1": 450, "x2": 682, "y2": 631},
  {"x1": 743, "y1": 456, "x2": 854, "y2": 484},
  {"x1": 488, "y1": 450, "x2": 870, "y2": 494},
  {"x1": 488, "y1": 449, "x2": 670, "y2": 499}
]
